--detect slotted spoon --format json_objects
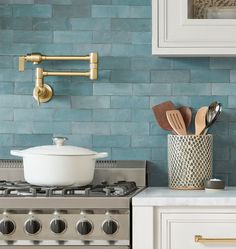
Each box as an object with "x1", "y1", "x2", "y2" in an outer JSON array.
[{"x1": 166, "y1": 110, "x2": 187, "y2": 135}]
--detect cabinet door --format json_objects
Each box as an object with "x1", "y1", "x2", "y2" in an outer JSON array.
[
  {"x1": 160, "y1": 213, "x2": 236, "y2": 249},
  {"x1": 152, "y1": 0, "x2": 236, "y2": 56}
]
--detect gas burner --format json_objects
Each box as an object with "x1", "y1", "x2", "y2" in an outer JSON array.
[{"x1": 0, "y1": 180, "x2": 137, "y2": 197}]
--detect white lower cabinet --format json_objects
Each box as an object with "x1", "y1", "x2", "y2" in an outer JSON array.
[{"x1": 133, "y1": 207, "x2": 236, "y2": 249}]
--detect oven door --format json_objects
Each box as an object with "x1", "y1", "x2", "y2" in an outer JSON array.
[{"x1": 3, "y1": 247, "x2": 129, "y2": 249}]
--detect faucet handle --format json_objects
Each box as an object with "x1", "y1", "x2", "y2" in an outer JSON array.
[{"x1": 19, "y1": 56, "x2": 25, "y2": 72}]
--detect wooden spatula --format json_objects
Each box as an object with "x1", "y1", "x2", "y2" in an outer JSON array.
[
  {"x1": 152, "y1": 101, "x2": 176, "y2": 131},
  {"x1": 195, "y1": 106, "x2": 208, "y2": 135},
  {"x1": 166, "y1": 110, "x2": 187, "y2": 135},
  {"x1": 178, "y1": 106, "x2": 192, "y2": 129}
]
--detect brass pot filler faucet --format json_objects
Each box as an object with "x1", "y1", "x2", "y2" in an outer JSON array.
[{"x1": 19, "y1": 52, "x2": 98, "y2": 104}]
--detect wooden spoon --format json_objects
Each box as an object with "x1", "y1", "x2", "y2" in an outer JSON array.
[
  {"x1": 152, "y1": 101, "x2": 176, "y2": 131},
  {"x1": 178, "y1": 106, "x2": 192, "y2": 129},
  {"x1": 195, "y1": 106, "x2": 208, "y2": 135},
  {"x1": 166, "y1": 110, "x2": 187, "y2": 135}
]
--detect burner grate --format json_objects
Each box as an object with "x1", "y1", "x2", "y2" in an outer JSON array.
[{"x1": 0, "y1": 180, "x2": 137, "y2": 198}]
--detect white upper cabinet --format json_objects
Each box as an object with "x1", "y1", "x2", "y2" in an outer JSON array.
[{"x1": 152, "y1": 0, "x2": 236, "y2": 56}]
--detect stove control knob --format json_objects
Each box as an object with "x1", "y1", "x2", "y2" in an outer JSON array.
[
  {"x1": 50, "y1": 219, "x2": 66, "y2": 234},
  {"x1": 102, "y1": 219, "x2": 118, "y2": 235},
  {"x1": 77, "y1": 220, "x2": 93, "y2": 235},
  {"x1": 25, "y1": 219, "x2": 41, "y2": 235},
  {"x1": 0, "y1": 219, "x2": 15, "y2": 235}
]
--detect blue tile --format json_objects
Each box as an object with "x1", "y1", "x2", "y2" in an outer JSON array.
[
  {"x1": 93, "y1": 135, "x2": 130, "y2": 147},
  {"x1": 210, "y1": 121, "x2": 228, "y2": 136},
  {"x1": 4, "y1": 17, "x2": 33, "y2": 30},
  {"x1": 111, "y1": 70, "x2": 149, "y2": 83},
  {"x1": 150, "y1": 96, "x2": 190, "y2": 107},
  {"x1": 71, "y1": 96, "x2": 110, "y2": 109},
  {"x1": 32, "y1": 122, "x2": 71, "y2": 134},
  {"x1": 131, "y1": 109, "x2": 155, "y2": 122},
  {"x1": 132, "y1": 32, "x2": 151, "y2": 44},
  {"x1": 0, "y1": 108, "x2": 13, "y2": 120},
  {"x1": 0, "y1": 44, "x2": 34, "y2": 55},
  {"x1": 53, "y1": 4, "x2": 90, "y2": 18},
  {"x1": 14, "y1": 134, "x2": 52, "y2": 146},
  {"x1": 14, "y1": 109, "x2": 54, "y2": 121},
  {"x1": 111, "y1": 44, "x2": 151, "y2": 56},
  {"x1": 64, "y1": 134, "x2": 92, "y2": 147},
  {"x1": 0, "y1": 31, "x2": 13, "y2": 43},
  {"x1": 32, "y1": 17, "x2": 71, "y2": 31},
  {"x1": 173, "y1": 83, "x2": 211, "y2": 95},
  {"x1": 130, "y1": 6, "x2": 151, "y2": 18},
  {"x1": 112, "y1": 31, "x2": 132, "y2": 43},
  {"x1": 112, "y1": 148, "x2": 151, "y2": 160},
  {"x1": 93, "y1": 109, "x2": 131, "y2": 121},
  {"x1": 0, "y1": 134, "x2": 14, "y2": 146},
  {"x1": 0, "y1": 5, "x2": 12, "y2": 17},
  {"x1": 71, "y1": 18, "x2": 111, "y2": 31},
  {"x1": 230, "y1": 70, "x2": 236, "y2": 82},
  {"x1": 92, "y1": 5, "x2": 130, "y2": 18},
  {"x1": 210, "y1": 58, "x2": 236, "y2": 69},
  {"x1": 190, "y1": 96, "x2": 228, "y2": 108},
  {"x1": 54, "y1": 31, "x2": 92, "y2": 43},
  {"x1": 212, "y1": 83, "x2": 236, "y2": 96},
  {"x1": 0, "y1": 82, "x2": 14, "y2": 94},
  {"x1": 0, "y1": 95, "x2": 33, "y2": 108},
  {"x1": 112, "y1": 0, "x2": 150, "y2": 5},
  {"x1": 214, "y1": 147, "x2": 229, "y2": 160},
  {"x1": 149, "y1": 122, "x2": 169, "y2": 135},
  {"x1": 0, "y1": 56, "x2": 13, "y2": 68},
  {"x1": 111, "y1": 96, "x2": 149, "y2": 109},
  {"x1": 54, "y1": 109, "x2": 92, "y2": 121},
  {"x1": 13, "y1": 4, "x2": 52, "y2": 17},
  {"x1": 93, "y1": 83, "x2": 132, "y2": 95},
  {"x1": 35, "y1": 0, "x2": 72, "y2": 4},
  {"x1": 99, "y1": 57, "x2": 131, "y2": 70},
  {"x1": 111, "y1": 18, "x2": 150, "y2": 32},
  {"x1": 0, "y1": 69, "x2": 32, "y2": 82},
  {"x1": 172, "y1": 58, "x2": 209, "y2": 69},
  {"x1": 72, "y1": 122, "x2": 110, "y2": 135},
  {"x1": 131, "y1": 57, "x2": 171, "y2": 70},
  {"x1": 133, "y1": 84, "x2": 171, "y2": 96},
  {"x1": 14, "y1": 31, "x2": 52, "y2": 43},
  {"x1": 132, "y1": 135, "x2": 166, "y2": 147},
  {"x1": 152, "y1": 148, "x2": 167, "y2": 161},
  {"x1": 151, "y1": 70, "x2": 190, "y2": 83},
  {"x1": 191, "y1": 70, "x2": 229, "y2": 83},
  {"x1": 111, "y1": 122, "x2": 149, "y2": 135}
]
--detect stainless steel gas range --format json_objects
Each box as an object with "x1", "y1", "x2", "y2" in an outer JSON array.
[{"x1": 0, "y1": 160, "x2": 146, "y2": 249}]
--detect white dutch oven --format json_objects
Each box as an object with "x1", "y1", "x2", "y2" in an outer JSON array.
[{"x1": 10, "y1": 137, "x2": 108, "y2": 186}]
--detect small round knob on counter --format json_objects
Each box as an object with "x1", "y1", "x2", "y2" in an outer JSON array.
[
  {"x1": 77, "y1": 220, "x2": 93, "y2": 235},
  {"x1": 25, "y1": 219, "x2": 41, "y2": 235},
  {"x1": 50, "y1": 219, "x2": 66, "y2": 234},
  {"x1": 0, "y1": 219, "x2": 15, "y2": 235},
  {"x1": 102, "y1": 220, "x2": 118, "y2": 235}
]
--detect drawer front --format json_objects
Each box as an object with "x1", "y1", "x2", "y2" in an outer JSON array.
[{"x1": 161, "y1": 213, "x2": 236, "y2": 249}]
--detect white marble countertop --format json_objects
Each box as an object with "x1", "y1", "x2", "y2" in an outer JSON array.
[{"x1": 132, "y1": 187, "x2": 236, "y2": 206}]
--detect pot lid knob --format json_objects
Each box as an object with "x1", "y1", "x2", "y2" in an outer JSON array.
[{"x1": 52, "y1": 137, "x2": 68, "y2": 146}]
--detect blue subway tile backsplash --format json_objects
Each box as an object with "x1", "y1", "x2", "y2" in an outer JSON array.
[{"x1": 0, "y1": 0, "x2": 236, "y2": 186}]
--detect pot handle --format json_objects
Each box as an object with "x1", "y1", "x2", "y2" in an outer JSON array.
[
  {"x1": 10, "y1": 150, "x2": 23, "y2": 157},
  {"x1": 95, "y1": 152, "x2": 108, "y2": 159}
]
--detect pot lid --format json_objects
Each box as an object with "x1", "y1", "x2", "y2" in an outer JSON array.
[{"x1": 19, "y1": 137, "x2": 98, "y2": 156}]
